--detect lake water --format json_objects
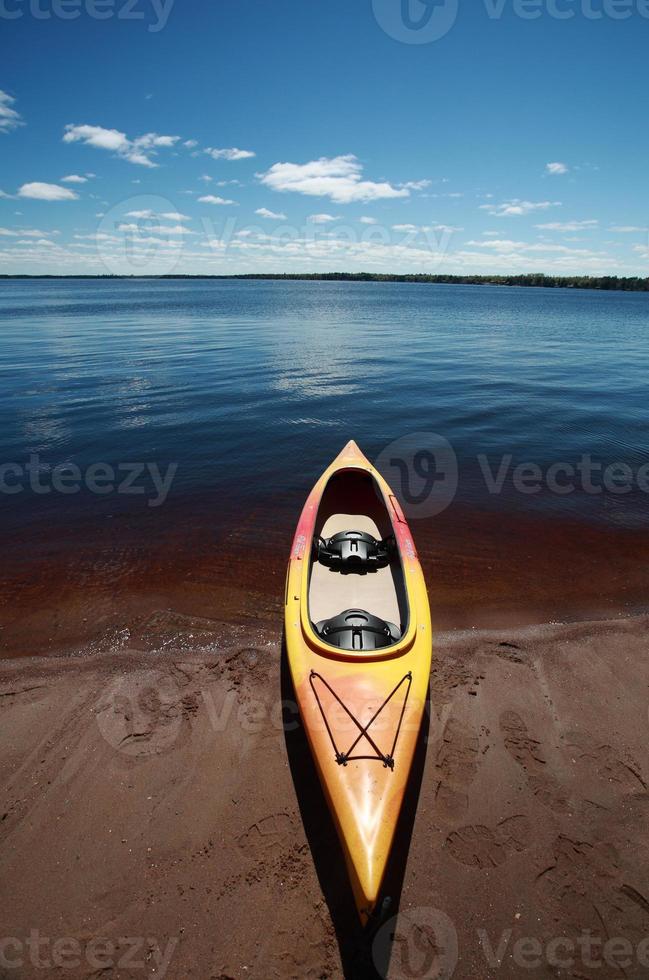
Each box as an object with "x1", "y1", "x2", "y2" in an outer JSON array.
[{"x1": 1, "y1": 278, "x2": 648, "y2": 653}]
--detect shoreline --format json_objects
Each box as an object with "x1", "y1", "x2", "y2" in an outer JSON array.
[
  {"x1": 1, "y1": 612, "x2": 648, "y2": 978},
  {"x1": 2, "y1": 273, "x2": 649, "y2": 292},
  {"x1": 3, "y1": 498, "x2": 649, "y2": 660},
  {"x1": 0, "y1": 607, "x2": 645, "y2": 666}
]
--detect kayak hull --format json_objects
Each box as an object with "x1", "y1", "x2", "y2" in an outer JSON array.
[{"x1": 284, "y1": 441, "x2": 432, "y2": 924}]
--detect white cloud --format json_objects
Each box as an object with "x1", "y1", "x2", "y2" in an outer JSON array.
[
  {"x1": 308, "y1": 213, "x2": 337, "y2": 223},
  {"x1": 64, "y1": 124, "x2": 128, "y2": 152},
  {"x1": 259, "y1": 155, "x2": 409, "y2": 204},
  {"x1": 155, "y1": 224, "x2": 191, "y2": 235},
  {"x1": 63, "y1": 124, "x2": 181, "y2": 167},
  {"x1": 18, "y1": 182, "x2": 79, "y2": 201},
  {"x1": 1, "y1": 225, "x2": 634, "y2": 277},
  {"x1": 199, "y1": 174, "x2": 213, "y2": 183},
  {"x1": 124, "y1": 209, "x2": 190, "y2": 222},
  {"x1": 198, "y1": 195, "x2": 236, "y2": 205},
  {"x1": 546, "y1": 162, "x2": 569, "y2": 175},
  {"x1": 392, "y1": 223, "x2": 462, "y2": 236},
  {"x1": 74, "y1": 232, "x2": 119, "y2": 241},
  {"x1": 467, "y1": 239, "x2": 527, "y2": 251},
  {"x1": 0, "y1": 226, "x2": 58, "y2": 237},
  {"x1": 117, "y1": 222, "x2": 191, "y2": 237},
  {"x1": 359, "y1": 216, "x2": 377, "y2": 225},
  {"x1": 400, "y1": 179, "x2": 432, "y2": 191},
  {"x1": 205, "y1": 147, "x2": 255, "y2": 161},
  {"x1": 0, "y1": 90, "x2": 23, "y2": 133},
  {"x1": 480, "y1": 199, "x2": 562, "y2": 217},
  {"x1": 536, "y1": 220, "x2": 598, "y2": 232},
  {"x1": 61, "y1": 174, "x2": 88, "y2": 184},
  {"x1": 184, "y1": 139, "x2": 198, "y2": 149},
  {"x1": 201, "y1": 239, "x2": 227, "y2": 251},
  {"x1": 610, "y1": 225, "x2": 647, "y2": 233},
  {"x1": 466, "y1": 238, "x2": 605, "y2": 258},
  {"x1": 255, "y1": 207, "x2": 287, "y2": 220}
]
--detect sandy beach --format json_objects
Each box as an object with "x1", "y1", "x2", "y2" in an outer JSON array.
[
  {"x1": 4, "y1": 0, "x2": 649, "y2": 971},
  {"x1": 1, "y1": 612, "x2": 648, "y2": 979}
]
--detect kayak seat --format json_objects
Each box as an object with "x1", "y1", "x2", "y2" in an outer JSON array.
[
  {"x1": 314, "y1": 531, "x2": 396, "y2": 574},
  {"x1": 314, "y1": 608, "x2": 401, "y2": 651}
]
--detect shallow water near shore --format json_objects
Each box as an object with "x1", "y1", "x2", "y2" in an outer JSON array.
[{"x1": 1, "y1": 278, "x2": 648, "y2": 657}]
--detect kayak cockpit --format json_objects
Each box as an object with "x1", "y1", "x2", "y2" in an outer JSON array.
[{"x1": 308, "y1": 469, "x2": 409, "y2": 652}]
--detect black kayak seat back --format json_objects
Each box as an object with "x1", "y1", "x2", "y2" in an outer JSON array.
[
  {"x1": 314, "y1": 531, "x2": 396, "y2": 573},
  {"x1": 315, "y1": 608, "x2": 401, "y2": 651}
]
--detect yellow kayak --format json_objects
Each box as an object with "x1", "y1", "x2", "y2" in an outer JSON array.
[{"x1": 284, "y1": 440, "x2": 432, "y2": 925}]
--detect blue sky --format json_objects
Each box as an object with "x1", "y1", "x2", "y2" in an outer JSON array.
[{"x1": 1, "y1": 0, "x2": 648, "y2": 275}]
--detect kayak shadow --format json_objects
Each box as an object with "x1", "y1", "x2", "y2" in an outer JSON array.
[{"x1": 280, "y1": 634, "x2": 430, "y2": 979}]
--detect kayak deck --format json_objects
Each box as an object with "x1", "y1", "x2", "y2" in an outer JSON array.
[{"x1": 284, "y1": 441, "x2": 432, "y2": 924}]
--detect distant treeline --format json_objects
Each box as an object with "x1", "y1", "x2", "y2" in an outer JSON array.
[
  {"x1": 2, "y1": 272, "x2": 649, "y2": 291},
  {"x1": 225, "y1": 273, "x2": 649, "y2": 291}
]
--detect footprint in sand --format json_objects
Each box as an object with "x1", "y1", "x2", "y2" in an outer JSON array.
[
  {"x1": 490, "y1": 640, "x2": 528, "y2": 666},
  {"x1": 433, "y1": 717, "x2": 480, "y2": 821},
  {"x1": 237, "y1": 813, "x2": 296, "y2": 861},
  {"x1": 429, "y1": 660, "x2": 477, "y2": 707},
  {"x1": 95, "y1": 670, "x2": 186, "y2": 758},
  {"x1": 275, "y1": 903, "x2": 337, "y2": 976},
  {"x1": 499, "y1": 711, "x2": 569, "y2": 813},
  {"x1": 446, "y1": 815, "x2": 530, "y2": 869},
  {"x1": 0, "y1": 684, "x2": 48, "y2": 705},
  {"x1": 566, "y1": 732, "x2": 647, "y2": 793},
  {"x1": 536, "y1": 834, "x2": 649, "y2": 941}
]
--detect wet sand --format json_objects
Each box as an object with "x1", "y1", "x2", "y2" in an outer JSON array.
[
  {"x1": 2, "y1": 499, "x2": 649, "y2": 659},
  {"x1": 1, "y1": 613, "x2": 648, "y2": 979}
]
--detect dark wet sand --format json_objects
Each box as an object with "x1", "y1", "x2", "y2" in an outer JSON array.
[
  {"x1": 2, "y1": 499, "x2": 649, "y2": 659},
  {"x1": 1, "y1": 613, "x2": 648, "y2": 979}
]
